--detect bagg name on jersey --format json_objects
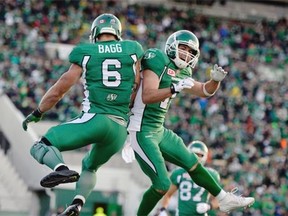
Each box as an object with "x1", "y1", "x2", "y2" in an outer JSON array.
[{"x1": 98, "y1": 44, "x2": 122, "y2": 53}]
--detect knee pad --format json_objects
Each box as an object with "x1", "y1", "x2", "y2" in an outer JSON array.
[
  {"x1": 30, "y1": 141, "x2": 49, "y2": 164},
  {"x1": 81, "y1": 153, "x2": 98, "y2": 173}
]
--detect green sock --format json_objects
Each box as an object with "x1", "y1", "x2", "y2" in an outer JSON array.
[
  {"x1": 137, "y1": 187, "x2": 164, "y2": 216},
  {"x1": 188, "y1": 163, "x2": 221, "y2": 196}
]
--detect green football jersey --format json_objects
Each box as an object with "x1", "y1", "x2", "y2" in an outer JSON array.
[
  {"x1": 128, "y1": 48, "x2": 192, "y2": 131},
  {"x1": 69, "y1": 40, "x2": 143, "y2": 121},
  {"x1": 170, "y1": 167, "x2": 220, "y2": 216}
]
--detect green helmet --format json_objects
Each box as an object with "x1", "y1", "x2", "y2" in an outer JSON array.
[
  {"x1": 188, "y1": 140, "x2": 208, "y2": 164},
  {"x1": 90, "y1": 13, "x2": 122, "y2": 43},
  {"x1": 165, "y1": 30, "x2": 200, "y2": 69}
]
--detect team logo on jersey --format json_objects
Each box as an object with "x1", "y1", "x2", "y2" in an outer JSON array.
[
  {"x1": 144, "y1": 52, "x2": 156, "y2": 59},
  {"x1": 107, "y1": 94, "x2": 118, "y2": 101},
  {"x1": 167, "y1": 68, "x2": 176, "y2": 77}
]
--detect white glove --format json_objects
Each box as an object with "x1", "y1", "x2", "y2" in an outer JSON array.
[
  {"x1": 210, "y1": 64, "x2": 228, "y2": 82},
  {"x1": 170, "y1": 77, "x2": 195, "y2": 94},
  {"x1": 121, "y1": 135, "x2": 135, "y2": 163},
  {"x1": 196, "y1": 203, "x2": 211, "y2": 214}
]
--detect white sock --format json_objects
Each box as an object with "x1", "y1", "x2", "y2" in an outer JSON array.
[
  {"x1": 216, "y1": 190, "x2": 227, "y2": 201},
  {"x1": 53, "y1": 163, "x2": 67, "y2": 171},
  {"x1": 74, "y1": 195, "x2": 86, "y2": 211}
]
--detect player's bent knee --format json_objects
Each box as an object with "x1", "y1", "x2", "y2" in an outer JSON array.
[
  {"x1": 30, "y1": 141, "x2": 49, "y2": 164},
  {"x1": 189, "y1": 161, "x2": 200, "y2": 172},
  {"x1": 187, "y1": 152, "x2": 200, "y2": 172},
  {"x1": 82, "y1": 157, "x2": 98, "y2": 173},
  {"x1": 154, "y1": 178, "x2": 171, "y2": 193}
]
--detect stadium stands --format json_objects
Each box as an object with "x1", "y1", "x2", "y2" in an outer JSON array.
[{"x1": 0, "y1": 149, "x2": 33, "y2": 215}]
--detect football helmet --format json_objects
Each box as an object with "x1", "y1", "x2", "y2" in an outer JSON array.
[
  {"x1": 188, "y1": 140, "x2": 208, "y2": 164},
  {"x1": 165, "y1": 30, "x2": 200, "y2": 69},
  {"x1": 90, "y1": 13, "x2": 122, "y2": 43}
]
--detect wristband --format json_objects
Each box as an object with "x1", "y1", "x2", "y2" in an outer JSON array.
[
  {"x1": 203, "y1": 83, "x2": 215, "y2": 97},
  {"x1": 170, "y1": 84, "x2": 176, "y2": 94},
  {"x1": 32, "y1": 108, "x2": 43, "y2": 118}
]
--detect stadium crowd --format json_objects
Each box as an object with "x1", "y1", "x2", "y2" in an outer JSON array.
[{"x1": 0, "y1": 0, "x2": 287, "y2": 215}]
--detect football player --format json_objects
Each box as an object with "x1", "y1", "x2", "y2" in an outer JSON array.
[
  {"x1": 127, "y1": 30, "x2": 254, "y2": 215},
  {"x1": 159, "y1": 141, "x2": 220, "y2": 216},
  {"x1": 22, "y1": 13, "x2": 144, "y2": 216}
]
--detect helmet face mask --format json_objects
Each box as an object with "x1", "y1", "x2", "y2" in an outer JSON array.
[
  {"x1": 188, "y1": 140, "x2": 208, "y2": 164},
  {"x1": 90, "y1": 13, "x2": 122, "y2": 43},
  {"x1": 165, "y1": 30, "x2": 200, "y2": 69}
]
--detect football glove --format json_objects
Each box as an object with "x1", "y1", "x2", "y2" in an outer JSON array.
[
  {"x1": 170, "y1": 77, "x2": 195, "y2": 94},
  {"x1": 210, "y1": 64, "x2": 228, "y2": 82},
  {"x1": 196, "y1": 203, "x2": 211, "y2": 214},
  {"x1": 22, "y1": 108, "x2": 43, "y2": 131}
]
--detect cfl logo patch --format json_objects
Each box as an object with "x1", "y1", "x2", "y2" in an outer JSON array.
[
  {"x1": 167, "y1": 69, "x2": 176, "y2": 76},
  {"x1": 107, "y1": 94, "x2": 118, "y2": 101}
]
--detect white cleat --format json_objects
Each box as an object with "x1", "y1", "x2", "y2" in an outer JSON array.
[{"x1": 219, "y1": 188, "x2": 255, "y2": 213}]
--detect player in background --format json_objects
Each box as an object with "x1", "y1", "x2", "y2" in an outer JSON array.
[
  {"x1": 159, "y1": 140, "x2": 220, "y2": 216},
  {"x1": 22, "y1": 13, "x2": 144, "y2": 216},
  {"x1": 127, "y1": 30, "x2": 254, "y2": 215}
]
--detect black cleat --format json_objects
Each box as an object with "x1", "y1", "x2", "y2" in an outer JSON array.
[
  {"x1": 58, "y1": 204, "x2": 80, "y2": 216},
  {"x1": 40, "y1": 170, "x2": 80, "y2": 188}
]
